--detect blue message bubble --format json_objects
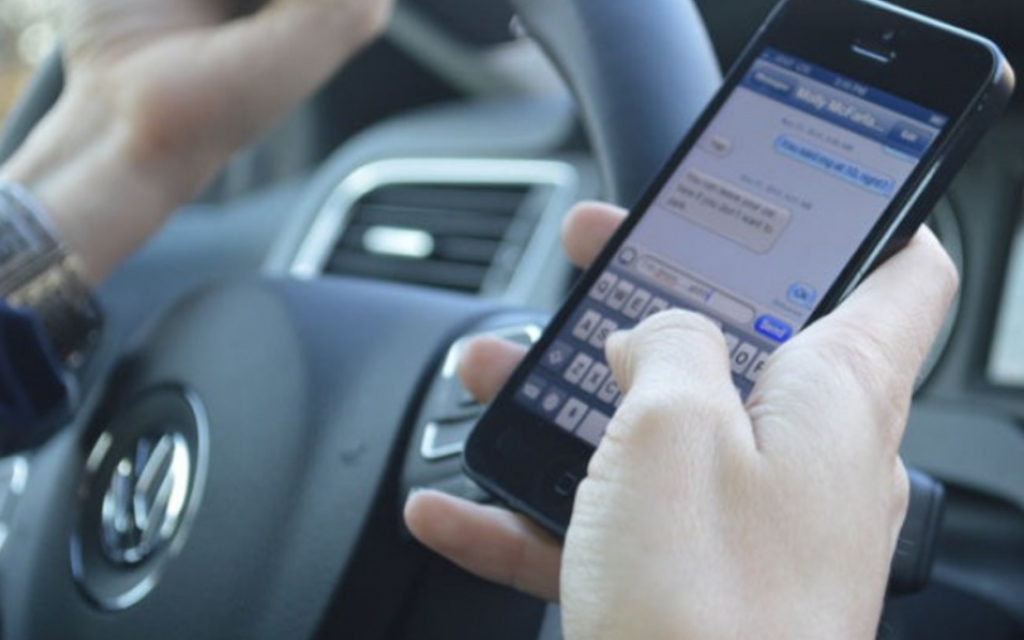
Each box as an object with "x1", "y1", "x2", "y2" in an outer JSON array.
[{"x1": 774, "y1": 135, "x2": 894, "y2": 197}]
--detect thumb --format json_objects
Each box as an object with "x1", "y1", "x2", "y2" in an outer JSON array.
[{"x1": 604, "y1": 310, "x2": 751, "y2": 452}]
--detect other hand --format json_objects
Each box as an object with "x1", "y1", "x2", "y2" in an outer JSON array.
[{"x1": 4, "y1": 0, "x2": 392, "y2": 281}]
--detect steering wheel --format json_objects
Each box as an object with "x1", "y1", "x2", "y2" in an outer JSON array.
[{"x1": 0, "y1": 2, "x2": 931, "y2": 638}]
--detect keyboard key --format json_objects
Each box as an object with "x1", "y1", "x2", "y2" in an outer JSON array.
[
  {"x1": 542, "y1": 341, "x2": 576, "y2": 374},
  {"x1": 745, "y1": 352, "x2": 770, "y2": 383},
  {"x1": 642, "y1": 297, "x2": 670, "y2": 320},
  {"x1": 581, "y1": 362, "x2": 611, "y2": 394},
  {"x1": 616, "y1": 247, "x2": 639, "y2": 267},
  {"x1": 623, "y1": 288, "x2": 652, "y2": 319},
  {"x1": 731, "y1": 342, "x2": 759, "y2": 375},
  {"x1": 589, "y1": 319, "x2": 619, "y2": 350},
  {"x1": 539, "y1": 388, "x2": 567, "y2": 417},
  {"x1": 590, "y1": 273, "x2": 619, "y2": 302},
  {"x1": 572, "y1": 310, "x2": 603, "y2": 341},
  {"x1": 556, "y1": 398, "x2": 589, "y2": 432},
  {"x1": 597, "y1": 377, "x2": 621, "y2": 404},
  {"x1": 755, "y1": 315, "x2": 794, "y2": 343},
  {"x1": 607, "y1": 280, "x2": 635, "y2": 311},
  {"x1": 576, "y1": 409, "x2": 611, "y2": 446},
  {"x1": 565, "y1": 353, "x2": 594, "y2": 385},
  {"x1": 519, "y1": 376, "x2": 547, "y2": 403}
]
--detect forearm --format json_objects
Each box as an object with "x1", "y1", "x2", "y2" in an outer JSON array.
[{"x1": 0, "y1": 80, "x2": 218, "y2": 284}]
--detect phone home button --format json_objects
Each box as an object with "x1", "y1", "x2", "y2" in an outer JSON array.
[
  {"x1": 539, "y1": 459, "x2": 586, "y2": 514},
  {"x1": 553, "y1": 471, "x2": 580, "y2": 498}
]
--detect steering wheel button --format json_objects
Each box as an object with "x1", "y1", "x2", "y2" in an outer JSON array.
[{"x1": 420, "y1": 418, "x2": 478, "y2": 461}]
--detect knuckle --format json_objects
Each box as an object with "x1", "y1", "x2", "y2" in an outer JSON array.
[
  {"x1": 610, "y1": 380, "x2": 735, "y2": 445},
  {"x1": 635, "y1": 309, "x2": 726, "y2": 353},
  {"x1": 816, "y1": 317, "x2": 912, "y2": 412}
]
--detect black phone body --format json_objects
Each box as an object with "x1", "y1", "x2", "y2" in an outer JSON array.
[{"x1": 464, "y1": 0, "x2": 1014, "y2": 536}]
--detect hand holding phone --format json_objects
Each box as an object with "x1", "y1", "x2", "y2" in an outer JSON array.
[
  {"x1": 412, "y1": 0, "x2": 1012, "y2": 633},
  {"x1": 559, "y1": 248, "x2": 953, "y2": 640},
  {"x1": 464, "y1": 0, "x2": 1011, "y2": 535},
  {"x1": 407, "y1": 203, "x2": 959, "y2": 639}
]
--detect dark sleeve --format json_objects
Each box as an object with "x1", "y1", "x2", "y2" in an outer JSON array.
[{"x1": 0, "y1": 300, "x2": 72, "y2": 452}]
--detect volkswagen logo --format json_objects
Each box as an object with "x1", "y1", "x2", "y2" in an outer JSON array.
[
  {"x1": 72, "y1": 387, "x2": 208, "y2": 610},
  {"x1": 100, "y1": 433, "x2": 191, "y2": 565}
]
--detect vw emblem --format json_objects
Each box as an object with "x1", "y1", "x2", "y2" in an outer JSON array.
[
  {"x1": 100, "y1": 433, "x2": 191, "y2": 565},
  {"x1": 72, "y1": 387, "x2": 208, "y2": 610}
]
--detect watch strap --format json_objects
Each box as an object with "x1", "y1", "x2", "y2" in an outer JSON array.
[{"x1": 0, "y1": 181, "x2": 102, "y2": 366}]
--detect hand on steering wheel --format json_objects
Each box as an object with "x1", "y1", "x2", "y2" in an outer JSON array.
[
  {"x1": 62, "y1": 0, "x2": 392, "y2": 179},
  {"x1": 406, "y1": 201, "x2": 959, "y2": 640},
  {"x1": 3, "y1": 0, "x2": 392, "y2": 281}
]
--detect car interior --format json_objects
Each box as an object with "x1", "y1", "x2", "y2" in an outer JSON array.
[{"x1": 0, "y1": 0, "x2": 1022, "y2": 638}]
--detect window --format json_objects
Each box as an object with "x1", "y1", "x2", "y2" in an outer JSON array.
[{"x1": 0, "y1": 0, "x2": 59, "y2": 123}]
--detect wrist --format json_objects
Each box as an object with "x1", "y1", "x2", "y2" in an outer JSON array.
[{"x1": 0, "y1": 181, "x2": 103, "y2": 367}]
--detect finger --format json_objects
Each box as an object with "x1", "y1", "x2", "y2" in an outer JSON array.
[
  {"x1": 457, "y1": 337, "x2": 528, "y2": 404},
  {"x1": 561, "y1": 202, "x2": 627, "y2": 269},
  {"x1": 191, "y1": 0, "x2": 392, "y2": 149},
  {"x1": 766, "y1": 228, "x2": 958, "y2": 447},
  {"x1": 605, "y1": 310, "x2": 751, "y2": 450},
  {"x1": 404, "y1": 490, "x2": 562, "y2": 601}
]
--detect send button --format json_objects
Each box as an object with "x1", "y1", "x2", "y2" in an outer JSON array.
[{"x1": 755, "y1": 315, "x2": 793, "y2": 343}]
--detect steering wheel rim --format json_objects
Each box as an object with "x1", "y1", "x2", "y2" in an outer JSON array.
[{"x1": 0, "y1": 3, "x2": 723, "y2": 639}]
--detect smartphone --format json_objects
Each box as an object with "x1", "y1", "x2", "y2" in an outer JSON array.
[{"x1": 463, "y1": 0, "x2": 1014, "y2": 535}]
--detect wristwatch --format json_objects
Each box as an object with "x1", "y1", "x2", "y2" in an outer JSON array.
[{"x1": 0, "y1": 181, "x2": 102, "y2": 367}]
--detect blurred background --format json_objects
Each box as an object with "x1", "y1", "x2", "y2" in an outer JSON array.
[{"x1": 0, "y1": 0, "x2": 59, "y2": 123}]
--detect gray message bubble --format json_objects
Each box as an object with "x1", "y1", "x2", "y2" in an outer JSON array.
[{"x1": 661, "y1": 169, "x2": 793, "y2": 254}]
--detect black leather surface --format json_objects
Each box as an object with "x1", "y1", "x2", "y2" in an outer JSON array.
[
  {"x1": 1, "y1": 278, "x2": 498, "y2": 640},
  {"x1": 510, "y1": 0, "x2": 722, "y2": 206}
]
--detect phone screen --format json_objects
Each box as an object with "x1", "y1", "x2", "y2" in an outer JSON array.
[{"x1": 514, "y1": 48, "x2": 950, "y2": 447}]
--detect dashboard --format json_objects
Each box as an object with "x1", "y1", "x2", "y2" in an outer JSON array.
[{"x1": 3, "y1": 0, "x2": 1021, "y2": 638}]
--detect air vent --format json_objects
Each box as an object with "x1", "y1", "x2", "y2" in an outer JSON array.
[
  {"x1": 324, "y1": 184, "x2": 532, "y2": 293},
  {"x1": 289, "y1": 158, "x2": 581, "y2": 298}
]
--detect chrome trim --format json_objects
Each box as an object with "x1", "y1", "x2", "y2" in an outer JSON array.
[
  {"x1": 422, "y1": 323, "x2": 543, "y2": 461},
  {"x1": 99, "y1": 433, "x2": 190, "y2": 565},
  {"x1": 420, "y1": 421, "x2": 468, "y2": 461},
  {"x1": 289, "y1": 158, "x2": 580, "y2": 299},
  {"x1": 0, "y1": 456, "x2": 29, "y2": 555},
  {"x1": 71, "y1": 387, "x2": 211, "y2": 611}
]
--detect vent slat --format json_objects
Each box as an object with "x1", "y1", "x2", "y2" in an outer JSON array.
[
  {"x1": 363, "y1": 186, "x2": 527, "y2": 214},
  {"x1": 323, "y1": 183, "x2": 535, "y2": 293},
  {"x1": 348, "y1": 206, "x2": 513, "y2": 238},
  {"x1": 341, "y1": 230, "x2": 502, "y2": 264},
  {"x1": 328, "y1": 253, "x2": 488, "y2": 292}
]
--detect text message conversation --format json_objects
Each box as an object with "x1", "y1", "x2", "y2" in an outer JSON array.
[{"x1": 517, "y1": 48, "x2": 947, "y2": 447}]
